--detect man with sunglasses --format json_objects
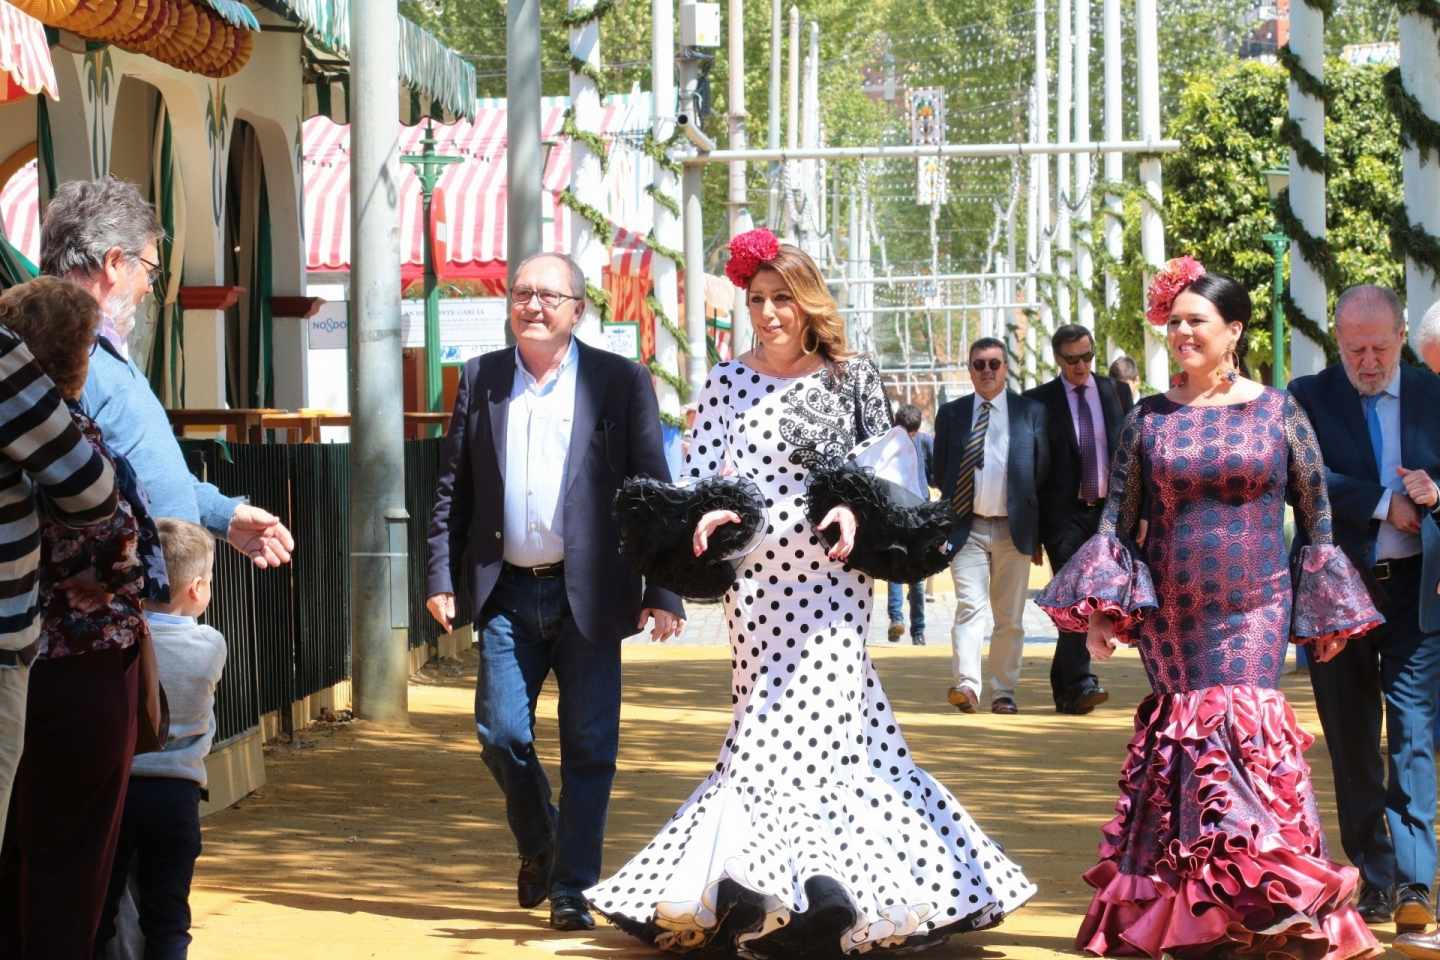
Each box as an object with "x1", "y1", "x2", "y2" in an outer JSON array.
[
  {"x1": 1025, "y1": 323, "x2": 1133, "y2": 715},
  {"x1": 426, "y1": 252, "x2": 683, "y2": 932},
  {"x1": 934, "y1": 338, "x2": 1049, "y2": 715}
]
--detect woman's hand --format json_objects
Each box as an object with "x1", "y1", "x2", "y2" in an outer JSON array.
[
  {"x1": 1086, "y1": 610, "x2": 1119, "y2": 661},
  {"x1": 818, "y1": 505, "x2": 858, "y2": 562},
  {"x1": 1312, "y1": 634, "x2": 1349, "y2": 663},
  {"x1": 693, "y1": 510, "x2": 742, "y2": 557}
]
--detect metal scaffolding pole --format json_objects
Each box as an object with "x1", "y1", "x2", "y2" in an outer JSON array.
[
  {"x1": 766, "y1": 0, "x2": 782, "y2": 228},
  {"x1": 681, "y1": 139, "x2": 1180, "y2": 164},
  {"x1": 506, "y1": 0, "x2": 541, "y2": 292},
  {"x1": 728, "y1": 0, "x2": 755, "y2": 354},
  {"x1": 349, "y1": 0, "x2": 409, "y2": 724}
]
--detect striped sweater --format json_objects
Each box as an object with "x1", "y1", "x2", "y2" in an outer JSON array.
[{"x1": 0, "y1": 325, "x2": 118, "y2": 651}]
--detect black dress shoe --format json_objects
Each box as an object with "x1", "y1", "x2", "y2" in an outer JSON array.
[
  {"x1": 1396, "y1": 884, "x2": 1435, "y2": 933},
  {"x1": 517, "y1": 850, "x2": 553, "y2": 909},
  {"x1": 550, "y1": 894, "x2": 596, "y2": 931},
  {"x1": 1056, "y1": 684, "x2": 1109, "y2": 715},
  {"x1": 1356, "y1": 881, "x2": 1394, "y2": 924}
]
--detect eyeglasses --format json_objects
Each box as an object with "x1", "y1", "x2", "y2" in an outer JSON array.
[
  {"x1": 512, "y1": 287, "x2": 581, "y2": 309},
  {"x1": 132, "y1": 254, "x2": 161, "y2": 284},
  {"x1": 1058, "y1": 350, "x2": 1095, "y2": 366},
  {"x1": 970, "y1": 357, "x2": 1005, "y2": 372},
  {"x1": 89, "y1": 332, "x2": 101, "y2": 356}
]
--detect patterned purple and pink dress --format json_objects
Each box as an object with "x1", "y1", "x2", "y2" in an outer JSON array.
[{"x1": 1038, "y1": 388, "x2": 1383, "y2": 959}]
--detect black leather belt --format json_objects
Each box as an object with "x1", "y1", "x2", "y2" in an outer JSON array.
[
  {"x1": 1372, "y1": 555, "x2": 1421, "y2": 581},
  {"x1": 503, "y1": 560, "x2": 565, "y2": 579},
  {"x1": 0, "y1": 641, "x2": 37, "y2": 668}
]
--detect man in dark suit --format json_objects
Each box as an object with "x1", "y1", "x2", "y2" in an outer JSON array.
[
  {"x1": 1289, "y1": 285, "x2": 1440, "y2": 936},
  {"x1": 425, "y1": 253, "x2": 684, "y2": 932},
  {"x1": 934, "y1": 338, "x2": 1049, "y2": 714},
  {"x1": 1025, "y1": 323, "x2": 1132, "y2": 715},
  {"x1": 886, "y1": 403, "x2": 935, "y2": 645}
]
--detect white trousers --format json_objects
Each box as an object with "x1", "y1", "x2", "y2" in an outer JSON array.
[{"x1": 948, "y1": 516, "x2": 1030, "y2": 700}]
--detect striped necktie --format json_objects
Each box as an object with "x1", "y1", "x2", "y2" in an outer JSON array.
[{"x1": 952, "y1": 400, "x2": 992, "y2": 518}]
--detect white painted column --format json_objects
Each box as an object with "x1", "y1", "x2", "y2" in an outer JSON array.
[
  {"x1": 1399, "y1": 11, "x2": 1440, "y2": 338},
  {"x1": 651, "y1": 0, "x2": 682, "y2": 417},
  {"x1": 1288, "y1": 0, "x2": 1327, "y2": 377},
  {"x1": 1136, "y1": 0, "x2": 1168, "y2": 390},
  {"x1": 569, "y1": 0, "x2": 605, "y2": 345},
  {"x1": 1102, "y1": 0, "x2": 1123, "y2": 345},
  {"x1": 1074, "y1": 0, "x2": 1095, "y2": 329},
  {"x1": 728, "y1": 0, "x2": 754, "y2": 355},
  {"x1": 801, "y1": 20, "x2": 821, "y2": 256},
  {"x1": 1056, "y1": 0, "x2": 1073, "y2": 326}
]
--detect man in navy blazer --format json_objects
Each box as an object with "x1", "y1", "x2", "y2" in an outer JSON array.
[
  {"x1": 934, "y1": 338, "x2": 1049, "y2": 715},
  {"x1": 1289, "y1": 285, "x2": 1440, "y2": 934},
  {"x1": 425, "y1": 253, "x2": 684, "y2": 932}
]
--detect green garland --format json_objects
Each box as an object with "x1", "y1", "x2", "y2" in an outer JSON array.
[
  {"x1": 1390, "y1": 207, "x2": 1440, "y2": 278},
  {"x1": 1299, "y1": 0, "x2": 1335, "y2": 17},
  {"x1": 648, "y1": 358, "x2": 689, "y2": 400},
  {"x1": 561, "y1": 108, "x2": 610, "y2": 175},
  {"x1": 643, "y1": 231, "x2": 686, "y2": 267},
  {"x1": 559, "y1": 0, "x2": 616, "y2": 27},
  {"x1": 1277, "y1": 118, "x2": 1328, "y2": 175},
  {"x1": 1396, "y1": 0, "x2": 1440, "y2": 19},
  {"x1": 557, "y1": 190, "x2": 616, "y2": 248},
  {"x1": 646, "y1": 182, "x2": 680, "y2": 218},
  {"x1": 1383, "y1": 68, "x2": 1440, "y2": 164},
  {"x1": 585, "y1": 281, "x2": 612, "y2": 325},
  {"x1": 641, "y1": 130, "x2": 683, "y2": 176},
  {"x1": 1281, "y1": 288, "x2": 1339, "y2": 364},
  {"x1": 1275, "y1": 47, "x2": 1332, "y2": 105},
  {"x1": 1274, "y1": 189, "x2": 1337, "y2": 281},
  {"x1": 645, "y1": 293, "x2": 691, "y2": 356},
  {"x1": 568, "y1": 56, "x2": 605, "y2": 91}
]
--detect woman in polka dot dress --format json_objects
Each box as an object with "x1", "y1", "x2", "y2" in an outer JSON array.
[
  {"x1": 586, "y1": 233, "x2": 1036, "y2": 956},
  {"x1": 1038, "y1": 263, "x2": 1384, "y2": 959}
]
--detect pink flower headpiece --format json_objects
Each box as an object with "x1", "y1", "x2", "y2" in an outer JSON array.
[
  {"x1": 724, "y1": 228, "x2": 782, "y2": 288},
  {"x1": 1145, "y1": 255, "x2": 1206, "y2": 326}
]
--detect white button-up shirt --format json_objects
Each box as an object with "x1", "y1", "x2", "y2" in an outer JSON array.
[
  {"x1": 1368, "y1": 368, "x2": 1420, "y2": 561},
  {"x1": 1064, "y1": 374, "x2": 1110, "y2": 498},
  {"x1": 972, "y1": 392, "x2": 1009, "y2": 518},
  {"x1": 502, "y1": 339, "x2": 579, "y2": 567}
]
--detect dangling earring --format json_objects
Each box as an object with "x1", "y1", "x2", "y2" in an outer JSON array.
[
  {"x1": 1223, "y1": 346, "x2": 1239, "y2": 383},
  {"x1": 802, "y1": 327, "x2": 820, "y2": 356}
]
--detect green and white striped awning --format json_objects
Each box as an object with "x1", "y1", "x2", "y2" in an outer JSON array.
[{"x1": 265, "y1": 0, "x2": 476, "y2": 120}]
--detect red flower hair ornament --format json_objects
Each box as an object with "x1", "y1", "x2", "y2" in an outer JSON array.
[
  {"x1": 1145, "y1": 255, "x2": 1206, "y2": 327},
  {"x1": 725, "y1": 228, "x2": 782, "y2": 288}
]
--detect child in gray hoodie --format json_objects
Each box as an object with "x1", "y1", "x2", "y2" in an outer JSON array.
[{"x1": 97, "y1": 518, "x2": 224, "y2": 959}]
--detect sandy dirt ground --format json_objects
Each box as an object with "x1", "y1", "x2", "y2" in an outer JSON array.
[{"x1": 188, "y1": 642, "x2": 1425, "y2": 960}]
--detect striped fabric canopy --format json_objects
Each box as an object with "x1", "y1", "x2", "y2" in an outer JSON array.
[
  {"x1": 303, "y1": 94, "x2": 657, "y2": 287},
  {"x1": 0, "y1": 158, "x2": 39, "y2": 266},
  {"x1": 0, "y1": 2, "x2": 57, "y2": 104}
]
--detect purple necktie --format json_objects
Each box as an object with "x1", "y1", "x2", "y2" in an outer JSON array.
[{"x1": 1075, "y1": 384, "x2": 1100, "y2": 502}]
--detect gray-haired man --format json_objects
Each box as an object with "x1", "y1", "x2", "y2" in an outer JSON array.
[{"x1": 40, "y1": 176, "x2": 293, "y2": 565}]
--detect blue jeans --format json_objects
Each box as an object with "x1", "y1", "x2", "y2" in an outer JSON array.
[
  {"x1": 475, "y1": 567, "x2": 621, "y2": 899},
  {"x1": 886, "y1": 581, "x2": 925, "y2": 637}
]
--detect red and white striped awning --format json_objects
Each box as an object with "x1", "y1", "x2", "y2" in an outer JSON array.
[
  {"x1": 0, "y1": 158, "x2": 39, "y2": 266},
  {"x1": 303, "y1": 94, "x2": 656, "y2": 285},
  {"x1": 0, "y1": 2, "x2": 56, "y2": 104}
]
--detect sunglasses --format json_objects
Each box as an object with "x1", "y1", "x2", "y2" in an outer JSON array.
[
  {"x1": 970, "y1": 357, "x2": 1005, "y2": 372},
  {"x1": 1058, "y1": 350, "x2": 1095, "y2": 366}
]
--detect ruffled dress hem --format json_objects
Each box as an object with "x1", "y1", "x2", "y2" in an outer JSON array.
[{"x1": 1074, "y1": 685, "x2": 1381, "y2": 960}]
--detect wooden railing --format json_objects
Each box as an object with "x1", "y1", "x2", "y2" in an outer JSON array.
[{"x1": 166, "y1": 409, "x2": 451, "y2": 443}]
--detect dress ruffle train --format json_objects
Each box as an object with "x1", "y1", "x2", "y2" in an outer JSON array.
[
  {"x1": 589, "y1": 758, "x2": 1034, "y2": 958},
  {"x1": 1078, "y1": 685, "x2": 1379, "y2": 960}
]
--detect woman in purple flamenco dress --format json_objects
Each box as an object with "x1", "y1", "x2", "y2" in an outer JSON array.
[{"x1": 1038, "y1": 260, "x2": 1385, "y2": 960}]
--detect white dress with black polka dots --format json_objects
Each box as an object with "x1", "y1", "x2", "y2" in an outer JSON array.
[{"x1": 587, "y1": 359, "x2": 1036, "y2": 956}]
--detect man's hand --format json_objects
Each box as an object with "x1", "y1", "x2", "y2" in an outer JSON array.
[
  {"x1": 1086, "y1": 610, "x2": 1119, "y2": 661},
  {"x1": 638, "y1": 608, "x2": 684, "y2": 642},
  {"x1": 426, "y1": 593, "x2": 456, "y2": 633},
  {"x1": 227, "y1": 505, "x2": 295, "y2": 568},
  {"x1": 1387, "y1": 491, "x2": 1423, "y2": 534},
  {"x1": 57, "y1": 569, "x2": 113, "y2": 614},
  {"x1": 1397, "y1": 466, "x2": 1439, "y2": 509},
  {"x1": 1031, "y1": 548, "x2": 1044, "y2": 566},
  {"x1": 1312, "y1": 634, "x2": 1349, "y2": 663}
]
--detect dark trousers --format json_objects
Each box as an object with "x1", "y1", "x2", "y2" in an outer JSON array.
[
  {"x1": 475, "y1": 566, "x2": 621, "y2": 899},
  {"x1": 1309, "y1": 560, "x2": 1440, "y2": 893},
  {"x1": 96, "y1": 777, "x2": 203, "y2": 960},
  {"x1": 0, "y1": 647, "x2": 138, "y2": 959},
  {"x1": 886, "y1": 581, "x2": 925, "y2": 637},
  {"x1": 1043, "y1": 503, "x2": 1105, "y2": 705}
]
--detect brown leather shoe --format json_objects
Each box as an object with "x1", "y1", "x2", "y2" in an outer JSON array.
[
  {"x1": 887, "y1": 623, "x2": 905, "y2": 641},
  {"x1": 947, "y1": 686, "x2": 978, "y2": 713},
  {"x1": 1396, "y1": 885, "x2": 1436, "y2": 933},
  {"x1": 991, "y1": 696, "x2": 1018, "y2": 714},
  {"x1": 1395, "y1": 927, "x2": 1440, "y2": 960}
]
